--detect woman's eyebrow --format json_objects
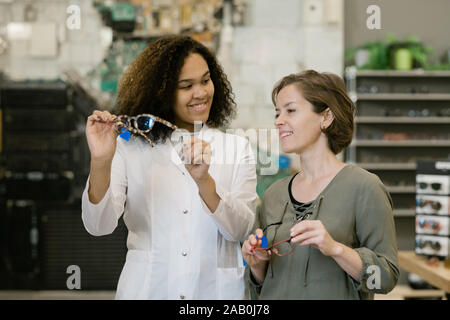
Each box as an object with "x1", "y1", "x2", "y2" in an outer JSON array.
[
  {"x1": 283, "y1": 101, "x2": 297, "y2": 108},
  {"x1": 178, "y1": 71, "x2": 210, "y2": 83},
  {"x1": 276, "y1": 101, "x2": 297, "y2": 110}
]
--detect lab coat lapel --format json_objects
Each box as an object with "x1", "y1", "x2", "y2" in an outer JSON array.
[{"x1": 157, "y1": 138, "x2": 187, "y2": 176}]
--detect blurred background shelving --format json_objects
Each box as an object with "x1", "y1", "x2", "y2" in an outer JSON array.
[{"x1": 345, "y1": 69, "x2": 450, "y2": 285}]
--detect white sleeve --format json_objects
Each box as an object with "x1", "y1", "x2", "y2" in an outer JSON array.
[
  {"x1": 81, "y1": 140, "x2": 127, "y2": 236},
  {"x1": 200, "y1": 138, "x2": 258, "y2": 242}
]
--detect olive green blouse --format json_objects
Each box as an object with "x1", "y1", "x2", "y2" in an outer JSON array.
[{"x1": 246, "y1": 164, "x2": 399, "y2": 300}]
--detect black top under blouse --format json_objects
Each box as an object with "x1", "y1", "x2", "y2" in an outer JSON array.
[{"x1": 288, "y1": 172, "x2": 313, "y2": 220}]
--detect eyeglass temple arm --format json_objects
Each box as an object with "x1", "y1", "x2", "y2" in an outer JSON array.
[
  {"x1": 269, "y1": 237, "x2": 294, "y2": 249},
  {"x1": 113, "y1": 115, "x2": 156, "y2": 147},
  {"x1": 153, "y1": 116, "x2": 177, "y2": 130},
  {"x1": 120, "y1": 123, "x2": 155, "y2": 147},
  {"x1": 132, "y1": 128, "x2": 155, "y2": 147}
]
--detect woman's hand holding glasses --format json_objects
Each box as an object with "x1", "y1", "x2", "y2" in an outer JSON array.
[
  {"x1": 290, "y1": 220, "x2": 343, "y2": 257},
  {"x1": 86, "y1": 110, "x2": 118, "y2": 163},
  {"x1": 242, "y1": 228, "x2": 271, "y2": 266}
]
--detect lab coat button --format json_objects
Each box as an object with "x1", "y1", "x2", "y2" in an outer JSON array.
[
  {"x1": 183, "y1": 209, "x2": 188, "y2": 214},
  {"x1": 180, "y1": 295, "x2": 185, "y2": 299},
  {"x1": 182, "y1": 251, "x2": 188, "y2": 256}
]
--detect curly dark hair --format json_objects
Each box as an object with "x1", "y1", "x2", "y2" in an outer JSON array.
[{"x1": 116, "y1": 35, "x2": 236, "y2": 144}]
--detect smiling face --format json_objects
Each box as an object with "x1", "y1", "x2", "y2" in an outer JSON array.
[
  {"x1": 274, "y1": 84, "x2": 324, "y2": 154},
  {"x1": 174, "y1": 53, "x2": 215, "y2": 132}
]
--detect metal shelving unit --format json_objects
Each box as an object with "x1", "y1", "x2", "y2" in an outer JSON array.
[
  {"x1": 353, "y1": 140, "x2": 450, "y2": 147},
  {"x1": 345, "y1": 67, "x2": 450, "y2": 245},
  {"x1": 386, "y1": 186, "x2": 416, "y2": 194},
  {"x1": 356, "y1": 116, "x2": 450, "y2": 124},
  {"x1": 357, "y1": 93, "x2": 450, "y2": 100},
  {"x1": 354, "y1": 70, "x2": 450, "y2": 77},
  {"x1": 358, "y1": 163, "x2": 417, "y2": 170},
  {"x1": 393, "y1": 209, "x2": 416, "y2": 217}
]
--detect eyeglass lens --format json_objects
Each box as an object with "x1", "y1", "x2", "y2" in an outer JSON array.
[
  {"x1": 417, "y1": 199, "x2": 442, "y2": 211},
  {"x1": 252, "y1": 248, "x2": 270, "y2": 261},
  {"x1": 253, "y1": 239, "x2": 293, "y2": 260},
  {"x1": 418, "y1": 218, "x2": 441, "y2": 231},
  {"x1": 416, "y1": 239, "x2": 441, "y2": 251},
  {"x1": 431, "y1": 183, "x2": 442, "y2": 191},
  {"x1": 418, "y1": 182, "x2": 442, "y2": 191},
  {"x1": 136, "y1": 116, "x2": 155, "y2": 131},
  {"x1": 271, "y1": 241, "x2": 293, "y2": 256}
]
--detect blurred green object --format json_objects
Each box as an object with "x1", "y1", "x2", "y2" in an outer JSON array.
[
  {"x1": 388, "y1": 35, "x2": 434, "y2": 70},
  {"x1": 256, "y1": 155, "x2": 292, "y2": 200},
  {"x1": 399, "y1": 35, "x2": 434, "y2": 68},
  {"x1": 100, "y1": 79, "x2": 117, "y2": 93},
  {"x1": 345, "y1": 33, "x2": 434, "y2": 70},
  {"x1": 394, "y1": 48, "x2": 413, "y2": 70},
  {"x1": 97, "y1": 39, "x2": 147, "y2": 94},
  {"x1": 345, "y1": 40, "x2": 389, "y2": 70},
  {"x1": 100, "y1": 55, "x2": 120, "y2": 93},
  {"x1": 100, "y1": 57, "x2": 120, "y2": 93},
  {"x1": 425, "y1": 62, "x2": 450, "y2": 70},
  {"x1": 123, "y1": 41, "x2": 148, "y2": 66},
  {"x1": 111, "y1": 3, "x2": 136, "y2": 21}
]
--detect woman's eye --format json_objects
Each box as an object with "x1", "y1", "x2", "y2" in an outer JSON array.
[
  {"x1": 180, "y1": 85, "x2": 192, "y2": 90},
  {"x1": 287, "y1": 109, "x2": 295, "y2": 113},
  {"x1": 202, "y1": 78, "x2": 210, "y2": 84},
  {"x1": 275, "y1": 114, "x2": 280, "y2": 118}
]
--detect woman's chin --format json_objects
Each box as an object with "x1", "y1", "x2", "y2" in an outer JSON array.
[
  {"x1": 190, "y1": 117, "x2": 207, "y2": 126},
  {"x1": 194, "y1": 114, "x2": 210, "y2": 124},
  {"x1": 280, "y1": 143, "x2": 296, "y2": 154}
]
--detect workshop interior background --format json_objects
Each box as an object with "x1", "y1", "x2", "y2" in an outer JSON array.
[{"x1": 0, "y1": 0, "x2": 449, "y2": 299}]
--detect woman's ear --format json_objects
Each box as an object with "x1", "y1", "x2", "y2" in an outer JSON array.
[{"x1": 320, "y1": 108, "x2": 334, "y2": 130}]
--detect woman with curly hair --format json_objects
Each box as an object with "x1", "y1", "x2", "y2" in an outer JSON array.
[{"x1": 81, "y1": 35, "x2": 258, "y2": 300}]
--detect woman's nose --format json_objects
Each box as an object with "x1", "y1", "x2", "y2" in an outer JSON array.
[
  {"x1": 274, "y1": 114, "x2": 285, "y2": 127},
  {"x1": 193, "y1": 85, "x2": 207, "y2": 99}
]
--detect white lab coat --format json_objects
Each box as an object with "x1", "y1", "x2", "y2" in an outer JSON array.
[{"x1": 81, "y1": 125, "x2": 258, "y2": 300}]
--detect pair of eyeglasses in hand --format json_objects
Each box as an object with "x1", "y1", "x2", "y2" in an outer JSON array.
[
  {"x1": 113, "y1": 114, "x2": 177, "y2": 147},
  {"x1": 250, "y1": 213, "x2": 311, "y2": 261}
]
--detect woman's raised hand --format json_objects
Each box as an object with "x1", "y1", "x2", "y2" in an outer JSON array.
[{"x1": 86, "y1": 110, "x2": 118, "y2": 163}]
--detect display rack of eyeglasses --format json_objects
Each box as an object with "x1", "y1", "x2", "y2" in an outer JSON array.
[
  {"x1": 0, "y1": 80, "x2": 75, "y2": 288},
  {"x1": 0, "y1": 81, "x2": 76, "y2": 201},
  {"x1": 415, "y1": 161, "x2": 450, "y2": 259},
  {"x1": 0, "y1": 80, "x2": 128, "y2": 290},
  {"x1": 345, "y1": 67, "x2": 450, "y2": 219}
]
